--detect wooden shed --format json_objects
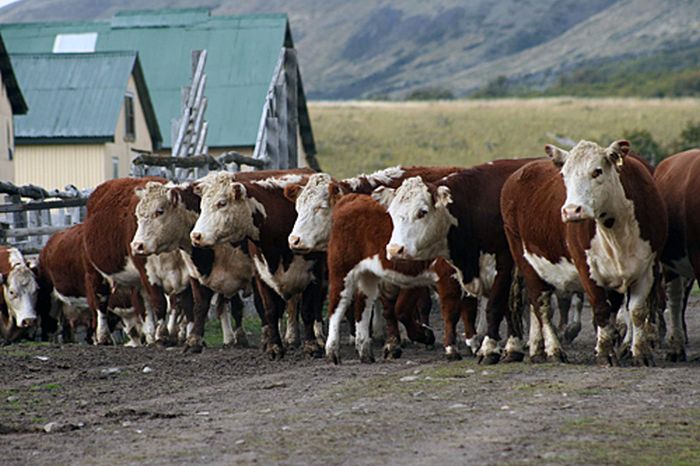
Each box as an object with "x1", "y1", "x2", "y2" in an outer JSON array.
[
  {"x1": 1, "y1": 8, "x2": 318, "y2": 172},
  {"x1": 0, "y1": 33, "x2": 27, "y2": 183},
  {"x1": 10, "y1": 52, "x2": 161, "y2": 190}
]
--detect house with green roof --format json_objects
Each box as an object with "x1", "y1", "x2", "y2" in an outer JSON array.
[
  {"x1": 10, "y1": 52, "x2": 161, "y2": 189},
  {"x1": 0, "y1": 33, "x2": 27, "y2": 183},
  {"x1": 0, "y1": 8, "x2": 318, "y2": 174}
]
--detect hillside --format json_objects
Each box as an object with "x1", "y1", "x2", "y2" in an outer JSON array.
[{"x1": 1, "y1": 0, "x2": 699, "y2": 99}]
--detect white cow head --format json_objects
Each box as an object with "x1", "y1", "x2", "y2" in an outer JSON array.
[
  {"x1": 377, "y1": 176, "x2": 457, "y2": 261},
  {"x1": 547, "y1": 139, "x2": 630, "y2": 223},
  {"x1": 285, "y1": 173, "x2": 337, "y2": 252},
  {"x1": 131, "y1": 182, "x2": 198, "y2": 255},
  {"x1": 190, "y1": 172, "x2": 265, "y2": 247},
  {"x1": 2, "y1": 249, "x2": 38, "y2": 328}
]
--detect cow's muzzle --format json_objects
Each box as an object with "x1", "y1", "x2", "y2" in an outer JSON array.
[
  {"x1": 386, "y1": 243, "x2": 410, "y2": 261},
  {"x1": 19, "y1": 317, "x2": 37, "y2": 328},
  {"x1": 130, "y1": 241, "x2": 148, "y2": 256},
  {"x1": 288, "y1": 235, "x2": 309, "y2": 253},
  {"x1": 561, "y1": 205, "x2": 592, "y2": 223}
]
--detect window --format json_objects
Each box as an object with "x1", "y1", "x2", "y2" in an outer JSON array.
[
  {"x1": 124, "y1": 93, "x2": 135, "y2": 141},
  {"x1": 112, "y1": 157, "x2": 119, "y2": 179},
  {"x1": 52, "y1": 33, "x2": 98, "y2": 53}
]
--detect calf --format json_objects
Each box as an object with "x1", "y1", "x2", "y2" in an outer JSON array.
[
  {"x1": 191, "y1": 171, "x2": 326, "y2": 360},
  {"x1": 501, "y1": 140, "x2": 667, "y2": 366},
  {"x1": 0, "y1": 247, "x2": 39, "y2": 342},
  {"x1": 325, "y1": 193, "x2": 439, "y2": 363},
  {"x1": 654, "y1": 148, "x2": 700, "y2": 361},
  {"x1": 378, "y1": 159, "x2": 535, "y2": 363},
  {"x1": 36, "y1": 224, "x2": 142, "y2": 345}
]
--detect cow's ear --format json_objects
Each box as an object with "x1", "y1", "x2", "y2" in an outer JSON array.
[
  {"x1": 135, "y1": 187, "x2": 146, "y2": 199},
  {"x1": 284, "y1": 184, "x2": 302, "y2": 203},
  {"x1": 231, "y1": 182, "x2": 246, "y2": 200},
  {"x1": 192, "y1": 183, "x2": 203, "y2": 196},
  {"x1": 606, "y1": 139, "x2": 630, "y2": 169},
  {"x1": 371, "y1": 186, "x2": 396, "y2": 208},
  {"x1": 545, "y1": 144, "x2": 569, "y2": 168},
  {"x1": 328, "y1": 183, "x2": 345, "y2": 207},
  {"x1": 169, "y1": 188, "x2": 182, "y2": 207},
  {"x1": 434, "y1": 186, "x2": 453, "y2": 208}
]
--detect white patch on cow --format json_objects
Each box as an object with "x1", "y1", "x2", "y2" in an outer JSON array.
[
  {"x1": 313, "y1": 320, "x2": 325, "y2": 344},
  {"x1": 94, "y1": 256, "x2": 141, "y2": 289},
  {"x1": 142, "y1": 305, "x2": 156, "y2": 345},
  {"x1": 479, "y1": 253, "x2": 497, "y2": 295},
  {"x1": 528, "y1": 306, "x2": 543, "y2": 358},
  {"x1": 181, "y1": 245, "x2": 253, "y2": 298},
  {"x1": 53, "y1": 289, "x2": 88, "y2": 310},
  {"x1": 110, "y1": 306, "x2": 142, "y2": 347},
  {"x1": 2, "y1": 249, "x2": 38, "y2": 328},
  {"x1": 445, "y1": 344, "x2": 459, "y2": 357},
  {"x1": 355, "y1": 297, "x2": 375, "y2": 361},
  {"x1": 145, "y1": 252, "x2": 190, "y2": 295},
  {"x1": 95, "y1": 310, "x2": 112, "y2": 345},
  {"x1": 523, "y1": 247, "x2": 581, "y2": 292},
  {"x1": 289, "y1": 173, "x2": 334, "y2": 252},
  {"x1": 253, "y1": 254, "x2": 316, "y2": 300},
  {"x1": 219, "y1": 301, "x2": 235, "y2": 346},
  {"x1": 344, "y1": 166, "x2": 405, "y2": 191},
  {"x1": 477, "y1": 335, "x2": 501, "y2": 357},
  {"x1": 585, "y1": 199, "x2": 654, "y2": 294},
  {"x1": 253, "y1": 174, "x2": 305, "y2": 190},
  {"x1": 7, "y1": 248, "x2": 24, "y2": 268},
  {"x1": 504, "y1": 336, "x2": 525, "y2": 355}
]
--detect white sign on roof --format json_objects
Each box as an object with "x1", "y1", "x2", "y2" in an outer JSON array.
[{"x1": 52, "y1": 33, "x2": 98, "y2": 53}]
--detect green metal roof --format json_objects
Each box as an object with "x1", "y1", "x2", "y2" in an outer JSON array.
[
  {"x1": 10, "y1": 52, "x2": 161, "y2": 145},
  {"x1": 0, "y1": 9, "x2": 316, "y2": 153},
  {"x1": 0, "y1": 33, "x2": 27, "y2": 114}
]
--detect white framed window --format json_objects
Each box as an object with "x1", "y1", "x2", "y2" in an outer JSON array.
[
  {"x1": 112, "y1": 157, "x2": 119, "y2": 179},
  {"x1": 52, "y1": 33, "x2": 98, "y2": 53}
]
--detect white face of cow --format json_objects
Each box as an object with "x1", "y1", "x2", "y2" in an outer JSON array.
[
  {"x1": 132, "y1": 182, "x2": 197, "y2": 256},
  {"x1": 2, "y1": 250, "x2": 38, "y2": 328},
  {"x1": 547, "y1": 140, "x2": 630, "y2": 223},
  {"x1": 190, "y1": 172, "x2": 264, "y2": 247},
  {"x1": 378, "y1": 177, "x2": 457, "y2": 261},
  {"x1": 286, "y1": 173, "x2": 333, "y2": 252}
]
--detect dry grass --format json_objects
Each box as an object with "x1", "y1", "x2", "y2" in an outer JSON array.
[{"x1": 309, "y1": 98, "x2": 700, "y2": 178}]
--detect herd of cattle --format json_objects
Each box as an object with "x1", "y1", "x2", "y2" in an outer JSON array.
[{"x1": 1, "y1": 139, "x2": 699, "y2": 367}]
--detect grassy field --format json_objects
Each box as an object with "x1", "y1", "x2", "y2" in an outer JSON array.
[{"x1": 309, "y1": 98, "x2": 700, "y2": 178}]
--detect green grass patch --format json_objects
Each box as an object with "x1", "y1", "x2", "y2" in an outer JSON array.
[
  {"x1": 559, "y1": 410, "x2": 700, "y2": 465},
  {"x1": 30, "y1": 383, "x2": 61, "y2": 392},
  {"x1": 203, "y1": 315, "x2": 261, "y2": 348}
]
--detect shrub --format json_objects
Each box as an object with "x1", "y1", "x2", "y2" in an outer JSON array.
[{"x1": 621, "y1": 129, "x2": 663, "y2": 165}]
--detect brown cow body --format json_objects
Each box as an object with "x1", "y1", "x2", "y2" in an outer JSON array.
[
  {"x1": 501, "y1": 141, "x2": 666, "y2": 365},
  {"x1": 654, "y1": 149, "x2": 700, "y2": 361}
]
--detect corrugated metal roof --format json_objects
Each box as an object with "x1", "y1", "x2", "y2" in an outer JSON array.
[
  {"x1": 10, "y1": 52, "x2": 161, "y2": 144},
  {"x1": 0, "y1": 10, "x2": 315, "y2": 153}
]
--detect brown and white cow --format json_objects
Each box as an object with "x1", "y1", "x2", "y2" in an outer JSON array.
[
  {"x1": 378, "y1": 159, "x2": 536, "y2": 363},
  {"x1": 654, "y1": 148, "x2": 700, "y2": 361},
  {"x1": 0, "y1": 247, "x2": 39, "y2": 342},
  {"x1": 324, "y1": 193, "x2": 439, "y2": 363},
  {"x1": 501, "y1": 140, "x2": 667, "y2": 366},
  {"x1": 36, "y1": 223, "x2": 143, "y2": 345},
  {"x1": 190, "y1": 171, "x2": 326, "y2": 360},
  {"x1": 82, "y1": 177, "x2": 203, "y2": 348}
]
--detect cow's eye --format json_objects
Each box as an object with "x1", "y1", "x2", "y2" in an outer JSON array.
[
  {"x1": 217, "y1": 199, "x2": 227, "y2": 209},
  {"x1": 154, "y1": 208, "x2": 165, "y2": 217},
  {"x1": 416, "y1": 209, "x2": 428, "y2": 219},
  {"x1": 8, "y1": 289, "x2": 15, "y2": 298},
  {"x1": 592, "y1": 168, "x2": 603, "y2": 179}
]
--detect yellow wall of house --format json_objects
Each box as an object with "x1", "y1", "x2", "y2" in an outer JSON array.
[
  {"x1": 0, "y1": 69, "x2": 16, "y2": 182},
  {"x1": 15, "y1": 74, "x2": 155, "y2": 190}
]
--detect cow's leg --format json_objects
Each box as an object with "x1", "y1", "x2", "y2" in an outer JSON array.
[
  {"x1": 563, "y1": 292, "x2": 583, "y2": 344},
  {"x1": 478, "y1": 253, "x2": 515, "y2": 365},
  {"x1": 300, "y1": 272, "x2": 325, "y2": 358},
  {"x1": 381, "y1": 294, "x2": 402, "y2": 360},
  {"x1": 228, "y1": 293, "x2": 249, "y2": 348},
  {"x1": 589, "y1": 290, "x2": 623, "y2": 367},
  {"x1": 283, "y1": 295, "x2": 301, "y2": 349},
  {"x1": 556, "y1": 291, "x2": 571, "y2": 337},
  {"x1": 186, "y1": 280, "x2": 214, "y2": 353},
  {"x1": 664, "y1": 274, "x2": 687, "y2": 362},
  {"x1": 325, "y1": 270, "x2": 357, "y2": 364},
  {"x1": 166, "y1": 294, "x2": 179, "y2": 343},
  {"x1": 682, "y1": 279, "x2": 693, "y2": 344},
  {"x1": 85, "y1": 269, "x2": 112, "y2": 346},
  {"x1": 627, "y1": 269, "x2": 656, "y2": 366},
  {"x1": 394, "y1": 287, "x2": 435, "y2": 347},
  {"x1": 435, "y1": 263, "x2": 472, "y2": 359},
  {"x1": 371, "y1": 301, "x2": 386, "y2": 344},
  {"x1": 254, "y1": 278, "x2": 285, "y2": 360},
  {"x1": 355, "y1": 288, "x2": 378, "y2": 364},
  {"x1": 213, "y1": 294, "x2": 235, "y2": 348},
  {"x1": 502, "y1": 270, "x2": 526, "y2": 363}
]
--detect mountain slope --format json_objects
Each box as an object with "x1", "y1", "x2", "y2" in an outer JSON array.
[{"x1": 1, "y1": 0, "x2": 698, "y2": 99}]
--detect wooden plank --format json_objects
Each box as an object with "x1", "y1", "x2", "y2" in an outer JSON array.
[
  {"x1": 0, "y1": 198, "x2": 87, "y2": 214},
  {"x1": 1, "y1": 225, "x2": 68, "y2": 238},
  {"x1": 253, "y1": 47, "x2": 285, "y2": 162},
  {"x1": 265, "y1": 117, "x2": 280, "y2": 169},
  {"x1": 275, "y1": 83, "x2": 289, "y2": 169},
  {"x1": 285, "y1": 48, "x2": 299, "y2": 169}
]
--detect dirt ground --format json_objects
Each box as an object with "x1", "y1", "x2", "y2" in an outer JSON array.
[{"x1": 1, "y1": 297, "x2": 700, "y2": 465}]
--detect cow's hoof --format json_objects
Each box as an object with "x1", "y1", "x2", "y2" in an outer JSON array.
[
  {"x1": 478, "y1": 352, "x2": 501, "y2": 365},
  {"x1": 616, "y1": 343, "x2": 631, "y2": 362},
  {"x1": 595, "y1": 353, "x2": 620, "y2": 367},
  {"x1": 425, "y1": 343, "x2": 436, "y2": 351},
  {"x1": 233, "y1": 329, "x2": 250, "y2": 348},
  {"x1": 547, "y1": 350, "x2": 568, "y2": 364},
  {"x1": 666, "y1": 349, "x2": 687, "y2": 363},
  {"x1": 303, "y1": 341, "x2": 324, "y2": 359},
  {"x1": 266, "y1": 343, "x2": 285, "y2": 361},
  {"x1": 327, "y1": 352, "x2": 341, "y2": 365},
  {"x1": 96, "y1": 335, "x2": 112, "y2": 346},
  {"x1": 444, "y1": 348, "x2": 462, "y2": 361},
  {"x1": 563, "y1": 323, "x2": 582, "y2": 344},
  {"x1": 184, "y1": 343, "x2": 203, "y2": 354},
  {"x1": 359, "y1": 352, "x2": 376, "y2": 364},
  {"x1": 501, "y1": 351, "x2": 525, "y2": 363},
  {"x1": 530, "y1": 353, "x2": 547, "y2": 364},
  {"x1": 383, "y1": 343, "x2": 402, "y2": 360},
  {"x1": 632, "y1": 354, "x2": 655, "y2": 367}
]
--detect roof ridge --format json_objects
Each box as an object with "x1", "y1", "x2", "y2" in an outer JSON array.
[{"x1": 10, "y1": 51, "x2": 138, "y2": 59}]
